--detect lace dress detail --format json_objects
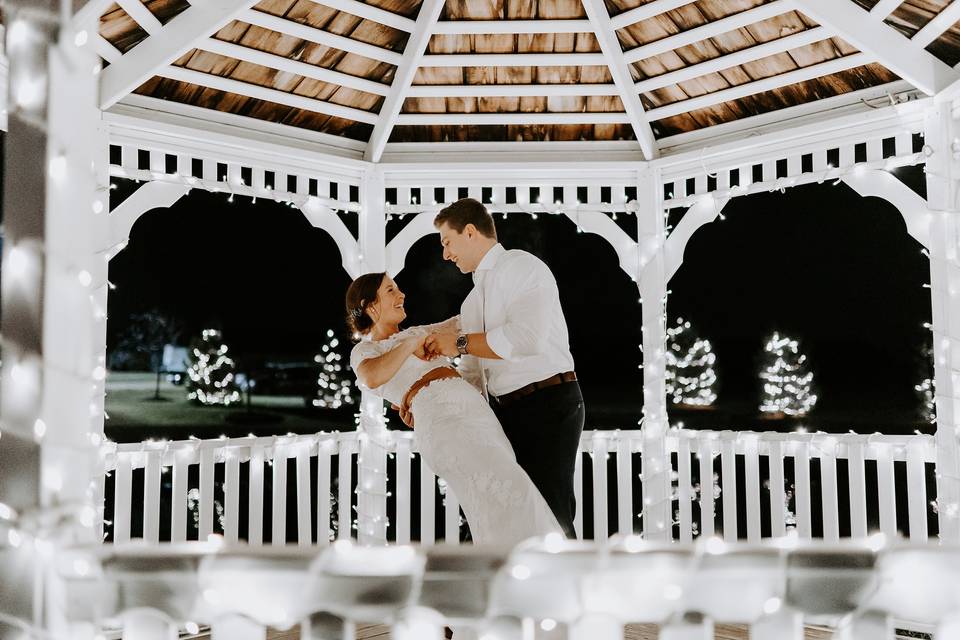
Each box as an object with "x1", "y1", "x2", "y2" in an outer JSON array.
[{"x1": 350, "y1": 321, "x2": 561, "y2": 545}]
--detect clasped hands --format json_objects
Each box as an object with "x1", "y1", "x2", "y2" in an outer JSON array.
[{"x1": 392, "y1": 331, "x2": 460, "y2": 429}]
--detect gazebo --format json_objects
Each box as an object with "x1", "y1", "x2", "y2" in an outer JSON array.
[{"x1": 3, "y1": 0, "x2": 960, "y2": 638}]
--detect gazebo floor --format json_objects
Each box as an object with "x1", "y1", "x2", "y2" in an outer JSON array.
[{"x1": 248, "y1": 622, "x2": 836, "y2": 639}]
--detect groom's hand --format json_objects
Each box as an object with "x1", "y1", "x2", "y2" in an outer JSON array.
[
  {"x1": 391, "y1": 403, "x2": 414, "y2": 429},
  {"x1": 424, "y1": 332, "x2": 459, "y2": 358}
]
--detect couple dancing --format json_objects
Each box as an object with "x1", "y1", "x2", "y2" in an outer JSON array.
[{"x1": 345, "y1": 198, "x2": 584, "y2": 545}]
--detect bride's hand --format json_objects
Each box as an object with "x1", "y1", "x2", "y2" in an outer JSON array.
[{"x1": 408, "y1": 334, "x2": 431, "y2": 360}]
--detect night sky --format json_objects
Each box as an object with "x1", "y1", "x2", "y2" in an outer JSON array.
[{"x1": 108, "y1": 166, "x2": 932, "y2": 433}]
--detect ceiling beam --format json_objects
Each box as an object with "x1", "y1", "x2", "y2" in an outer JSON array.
[
  {"x1": 644, "y1": 52, "x2": 872, "y2": 121},
  {"x1": 610, "y1": 0, "x2": 699, "y2": 31},
  {"x1": 99, "y1": 0, "x2": 263, "y2": 109},
  {"x1": 159, "y1": 65, "x2": 380, "y2": 124},
  {"x1": 432, "y1": 19, "x2": 592, "y2": 34},
  {"x1": 420, "y1": 52, "x2": 607, "y2": 67},
  {"x1": 239, "y1": 9, "x2": 404, "y2": 65},
  {"x1": 582, "y1": 0, "x2": 658, "y2": 159},
  {"x1": 870, "y1": 0, "x2": 903, "y2": 19},
  {"x1": 93, "y1": 34, "x2": 122, "y2": 64},
  {"x1": 793, "y1": 0, "x2": 959, "y2": 95},
  {"x1": 635, "y1": 26, "x2": 830, "y2": 93},
  {"x1": 911, "y1": 1, "x2": 960, "y2": 48},
  {"x1": 396, "y1": 112, "x2": 632, "y2": 125},
  {"x1": 624, "y1": 1, "x2": 794, "y2": 64},
  {"x1": 364, "y1": 0, "x2": 445, "y2": 162},
  {"x1": 198, "y1": 37, "x2": 391, "y2": 96},
  {"x1": 116, "y1": 0, "x2": 163, "y2": 35},
  {"x1": 305, "y1": 0, "x2": 416, "y2": 32},
  {"x1": 407, "y1": 83, "x2": 621, "y2": 97}
]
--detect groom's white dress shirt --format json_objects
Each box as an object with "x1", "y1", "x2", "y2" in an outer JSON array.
[{"x1": 458, "y1": 243, "x2": 576, "y2": 397}]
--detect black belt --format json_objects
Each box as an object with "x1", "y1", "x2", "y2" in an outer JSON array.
[{"x1": 495, "y1": 371, "x2": 577, "y2": 407}]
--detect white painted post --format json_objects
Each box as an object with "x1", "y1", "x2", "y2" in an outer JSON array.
[
  {"x1": 847, "y1": 438, "x2": 868, "y2": 538},
  {"x1": 317, "y1": 438, "x2": 333, "y2": 546},
  {"x1": 638, "y1": 167, "x2": 671, "y2": 540},
  {"x1": 396, "y1": 437, "x2": 412, "y2": 544},
  {"x1": 271, "y1": 445, "x2": 288, "y2": 545},
  {"x1": 924, "y1": 103, "x2": 960, "y2": 543},
  {"x1": 357, "y1": 166, "x2": 390, "y2": 545}
]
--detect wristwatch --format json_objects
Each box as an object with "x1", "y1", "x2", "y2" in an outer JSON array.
[{"x1": 456, "y1": 333, "x2": 469, "y2": 356}]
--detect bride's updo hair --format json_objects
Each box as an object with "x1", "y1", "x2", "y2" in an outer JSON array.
[{"x1": 345, "y1": 272, "x2": 386, "y2": 339}]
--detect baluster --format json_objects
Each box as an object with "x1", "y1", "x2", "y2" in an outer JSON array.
[
  {"x1": 820, "y1": 437, "x2": 840, "y2": 542},
  {"x1": 199, "y1": 447, "x2": 215, "y2": 540},
  {"x1": 574, "y1": 444, "x2": 584, "y2": 539},
  {"x1": 721, "y1": 435, "x2": 738, "y2": 542},
  {"x1": 171, "y1": 451, "x2": 189, "y2": 543},
  {"x1": 768, "y1": 440, "x2": 786, "y2": 538},
  {"x1": 143, "y1": 450, "x2": 161, "y2": 543},
  {"x1": 420, "y1": 456, "x2": 436, "y2": 545},
  {"x1": 317, "y1": 439, "x2": 333, "y2": 546},
  {"x1": 592, "y1": 437, "x2": 609, "y2": 540},
  {"x1": 698, "y1": 437, "x2": 715, "y2": 539},
  {"x1": 743, "y1": 436, "x2": 761, "y2": 542},
  {"x1": 114, "y1": 454, "x2": 132, "y2": 543},
  {"x1": 795, "y1": 441, "x2": 812, "y2": 538},
  {"x1": 876, "y1": 444, "x2": 897, "y2": 538},
  {"x1": 906, "y1": 439, "x2": 928, "y2": 540},
  {"x1": 249, "y1": 444, "x2": 265, "y2": 546},
  {"x1": 847, "y1": 440, "x2": 868, "y2": 538},
  {"x1": 396, "y1": 438, "x2": 412, "y2": 544},
  {"x1": 677, "y1": 435, "x2": 693, "y2": 542},
  {"x1": 617, "y1": 434, "x2": 634, "y2": 536},
  {"x1": 224, "y1": 449, "x2": 240, "y2": 544},
  {"x1": 338, "y1": 439, "x2": 354, "y2": 540},
  {"x1": 296, "y1": 445, "x2": 312, "y2": 546}
]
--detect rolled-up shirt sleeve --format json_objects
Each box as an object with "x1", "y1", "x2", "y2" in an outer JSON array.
[{"x1": 485, "y1": 259, "x2": 555, "y2": 361}]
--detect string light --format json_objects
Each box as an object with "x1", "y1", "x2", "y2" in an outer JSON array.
[{"x1": 759, "y1": 332, "x2": 818, "y2": 417}]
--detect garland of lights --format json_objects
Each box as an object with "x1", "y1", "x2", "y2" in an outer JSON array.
[
  {"x1": 665, "y1": 317, "x2": 718, "y2": 407},
  {"x1": 187, "y1": 329, "x2": 241, "y2": 406},
  {"x1": 314, "y1": 330, "x2": 355, "y2": 409},
  {"x1": 759, "y1": 332, "x2": 818, "y2": 417}
]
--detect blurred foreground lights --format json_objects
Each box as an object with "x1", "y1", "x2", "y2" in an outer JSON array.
[
  {"x1": 763, "y1": 597, "x2": 782, "y2": 615},
  {"x1": 511, "y1": 564, "x2": 532, "y2": 580},
  {"x1": 544, "y1": 531, "x2": 564, "y2": 553},
  {"x1": 206, "y1": 533, "x2": 224, "y2": 548},
  {"x1": 7, "y1": 528, "x2": 22, "y2": 548},
  {"x1": 79, "y1": 505, "x2": 96, "y2": 528},
  {"x1": 623, "y1": 534, "x2": 643, "y2": 553},
  {"x1": 663, "y1": 584, "x2": 683, "y2": 600},
  {"x1": 704, "y1": 536, "x2": 725, "y2": 555},
  {"x1": 184, "y1": 622, "x2": 200, "y2": 635},
  {"x1": 867, "y1": 532, "x2": 887, "y2": 552},
  {"x1": 540, "y1": 619, "x2": 557, "y2": 632},
  {"x1": 74, "y1": 30, "x2": 88, "y2": 47},
  {"x1": 33, "y1": 419, "x2": 46, "y2": 440},
  {"x1": 72, "y1": 558, "x2": 90, "y2": 577},
  {"x1": 77, "y1": 269, "x2": 93, "y2": 287}
]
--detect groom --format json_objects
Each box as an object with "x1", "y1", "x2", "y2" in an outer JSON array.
[{"x1": 420, "y1": 198, "x2": 584, "y2": 539}]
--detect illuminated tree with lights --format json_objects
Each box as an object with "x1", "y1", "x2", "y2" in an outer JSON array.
[
  {"x1": 759, "y1": 331, "x2": 817, "y2": 417},
  {"x1": 187, "y1": 329, "x2": 241, "y2": 406},
  {"x1": 665, "y1": 317, "x2": 718, "y2": 407},
  {"x1": 313, "y1": 329, "x2": 355, "y2": 409},
  {"x1": 916, "y1": 345, "x2": 936, "y2": 426}
]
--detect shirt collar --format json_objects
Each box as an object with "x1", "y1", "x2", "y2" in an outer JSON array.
[{"x1": 473, "y1": 243, "x2": 505, "y2": 283}]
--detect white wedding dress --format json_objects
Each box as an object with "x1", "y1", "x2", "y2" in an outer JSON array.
[{"x1": 350, "y1": 318, "x2": 562, "y2": 545}]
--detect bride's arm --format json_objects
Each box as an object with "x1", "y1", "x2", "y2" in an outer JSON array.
[{"x1": 355, "y1": 334, "x2": 425, "y2": 389}]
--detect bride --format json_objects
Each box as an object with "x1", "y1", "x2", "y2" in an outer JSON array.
[{"x1": 345, "y1": 272, "x2": 561, "y2": 545}]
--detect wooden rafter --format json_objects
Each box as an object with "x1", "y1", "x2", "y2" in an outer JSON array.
[
  {"x1": 240, "y1": 9, "x2": 404, "y2": 66},
  {"x1": 99, "y1": 0, "x2": 264, "y2": 109},
  {"x1": 912, "y1": 1, "x2": 960, "y2": 49},
  {"x1": 115, "y1": 0, "x2": 163, "y2": 35},
  {"x1": 635, "y1": 26, "x2": 831, "y2": 94},
  {"x1": 432, "y1": 19, "x2": 592, "y2": 34},
  {"x1": 158, "y1": 65, "x2": 380, "y2": 124},
  {"x1": 794, "y1": 0, "x2": 959, "y2": 95},
  {"x1": 420, "y1": 52, "x2": 607, "y2": 67},
  {"x1": 306, "y1": 0, "x2": 416, "y2": 32},
  {"x1": 645, "y1": 52, "x2": 873, "y2": 121},
  {"x1": 396, "y1": 112, "x2": 633, "y2": 125},
  {"x1": 582, "y1": 0, "x2": 658, "y2": 159},
  {"x1": 623, "y1": 1, "x2": 794, "y2": 65},
  {"x1": 197, "y1": 38, "x2": 392, "y2": 96},
  {"x1": 406, "y1": 83, "x2": 621, "y2": 98},
  {"x1": 610, "y1": 0, "x2": 698, "y2": 31},
  {"x1": 364, "y1": 0, "x2": 445, "y2": 163}
]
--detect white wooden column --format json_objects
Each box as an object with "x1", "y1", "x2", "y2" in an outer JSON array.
[
  {"x1": 637, "y1": 167, "x2": 671, "y2": 540},
  {"x1": 356, "y1": 167, "x2": 389, "y2": 545},
  {"x1": 924, "y1": 103, "x2": 960, "y2": 543},
  {"x1": 0, "y1": 1, "x2": 104, "y2": 635}
]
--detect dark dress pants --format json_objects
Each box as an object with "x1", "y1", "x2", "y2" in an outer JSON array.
[{"x1": 492, "y1": 381, "x2": 585, "y2": 539}]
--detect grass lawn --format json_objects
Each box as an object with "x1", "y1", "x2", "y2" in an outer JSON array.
[{"x1": 105, "y1": 371, "x2": 359, "y2": 443}]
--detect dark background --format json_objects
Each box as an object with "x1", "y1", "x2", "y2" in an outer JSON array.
[{"x1": 107, "y1": 166, "x2": 932, "y2": 434}]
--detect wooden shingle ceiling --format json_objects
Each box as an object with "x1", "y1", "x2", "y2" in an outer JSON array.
[{"x1": 96, "y1": 0, "x2": 960, "y2": 159}]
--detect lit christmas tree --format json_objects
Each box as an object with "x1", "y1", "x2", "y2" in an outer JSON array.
[
  {"x1": 187, "y1": 329, "x2": 241, "y2": 406},
  {"x1": 759, "y1": 332, "x2": 817, "y2": 417},
  {"x1": 313, "y1": 329, "x2": 355, "y2": 409},
  {"x1": 665, "y1": 317, "x2": 718, "y2": 407},
  {"x1": 916, "y1": 345, "x2": 936, "y2": 426}
]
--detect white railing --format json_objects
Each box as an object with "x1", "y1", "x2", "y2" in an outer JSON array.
[
  {"x1": 57, "y1": 539, "x2": 960, "y2": 640},
  {"x1": 99, "y1": 429, "x2": 940, "y2": 546}
]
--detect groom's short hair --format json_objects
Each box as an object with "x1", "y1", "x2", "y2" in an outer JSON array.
[{"x1": 434, "y1": 198, "x2": 497, "y2": 239}]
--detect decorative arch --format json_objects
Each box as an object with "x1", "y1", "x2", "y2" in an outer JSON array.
[
  {"x1": 842, "y1": 169, "x2": 933, "y2": 249},
  {"x1": 106, "y1": 181, "x2": 191, "y2": 253},
  {"x1": 298, "y1": 198, "x2": 363, "y2": 278}
]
